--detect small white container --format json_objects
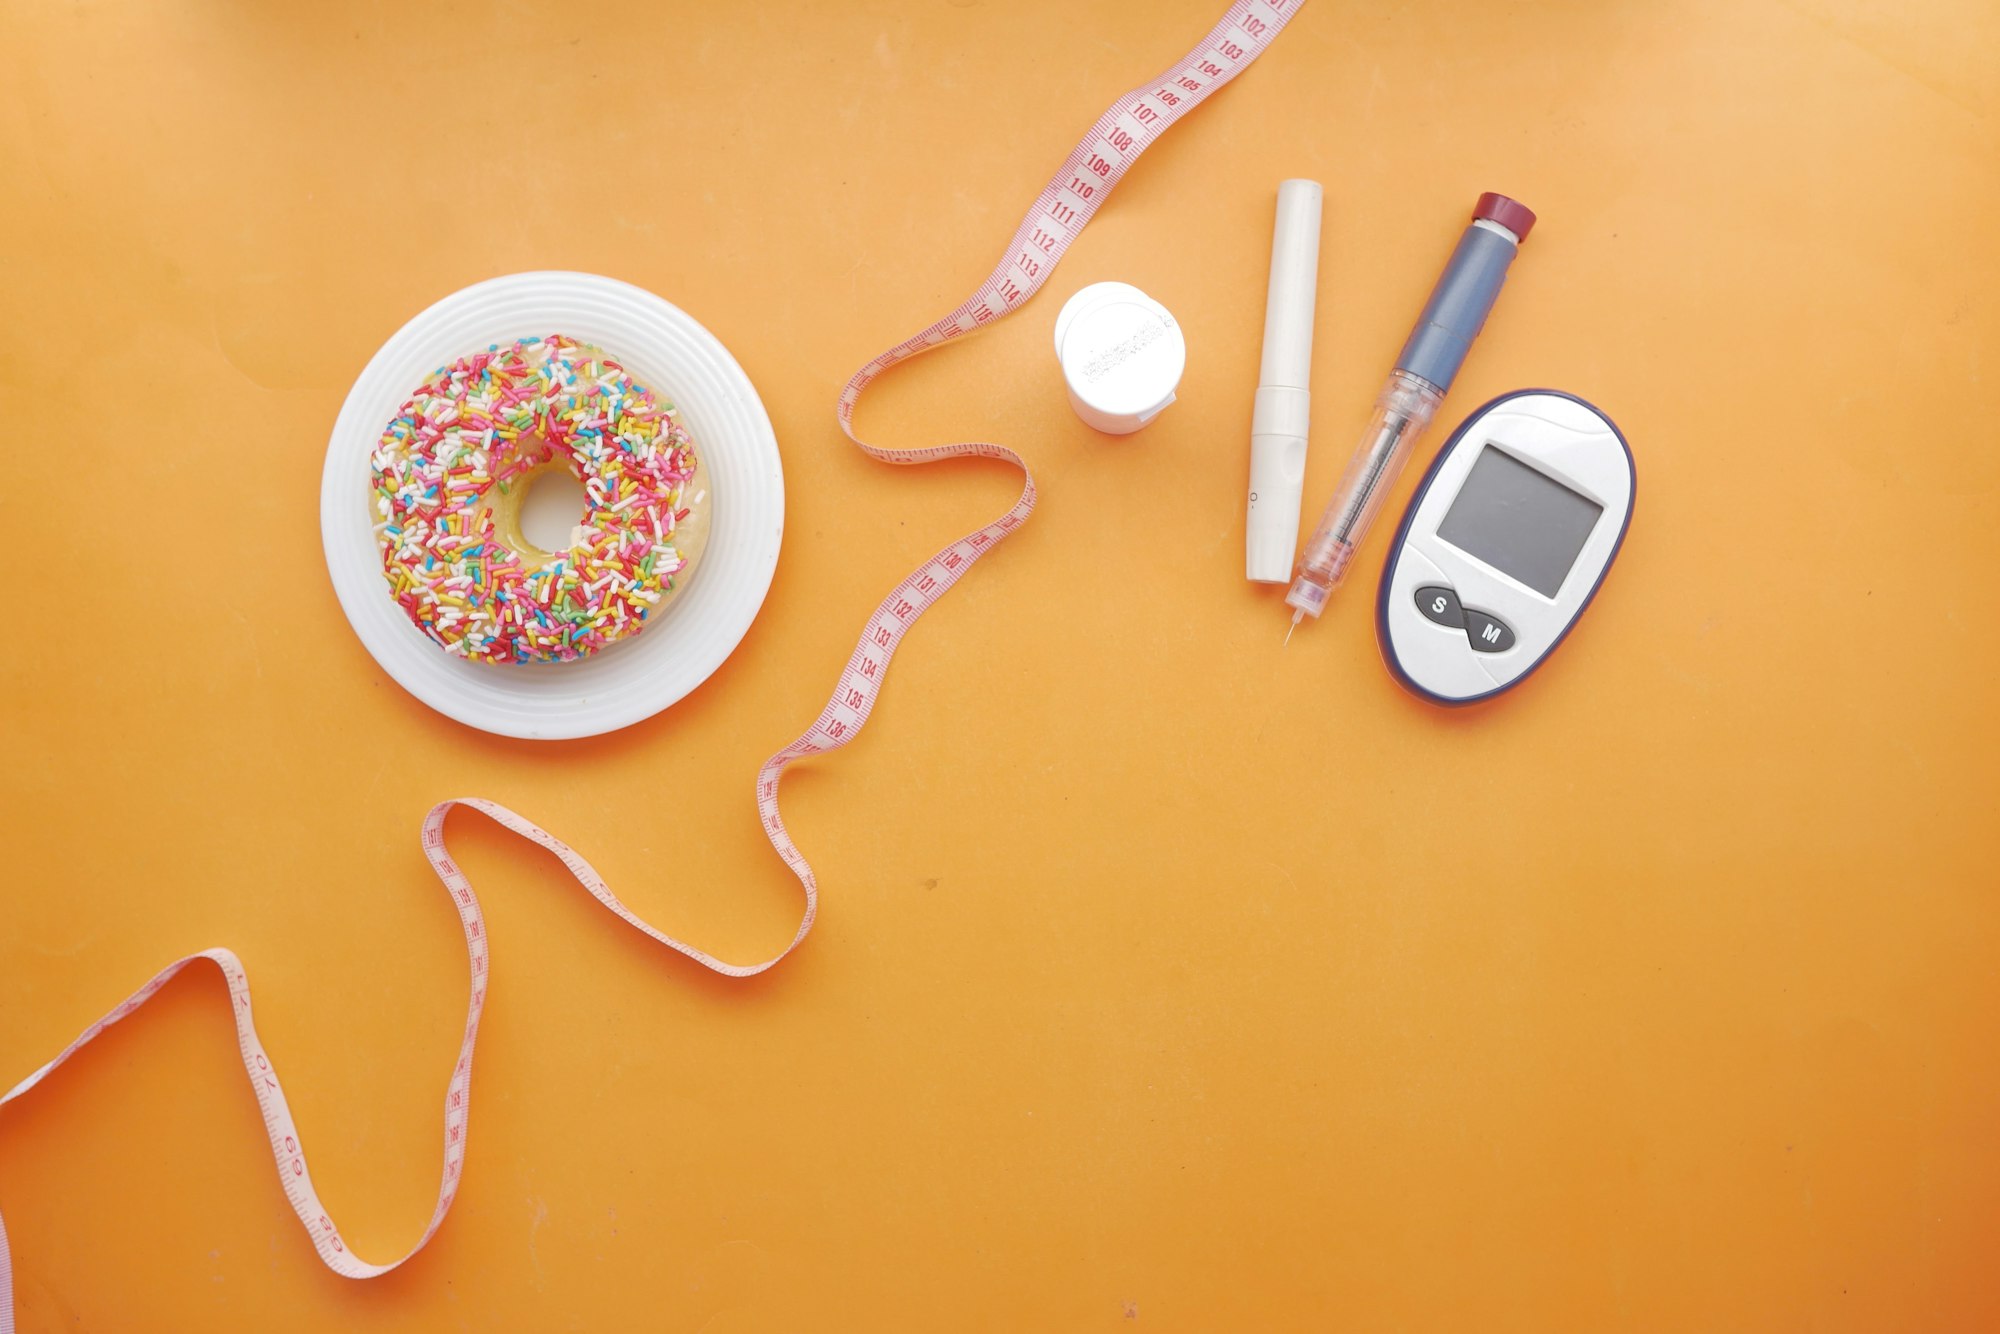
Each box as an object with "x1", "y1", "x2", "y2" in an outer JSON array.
[{"x1": 1052, "y1": 282, "x2": 1185, "y2": 435}]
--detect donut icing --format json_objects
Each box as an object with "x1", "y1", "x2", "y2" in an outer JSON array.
[{"x1": 370, "y1": 335, "x2": 707, "y2": 665}]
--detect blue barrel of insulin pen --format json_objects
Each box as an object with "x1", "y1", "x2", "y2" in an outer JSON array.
[{"x1": 1285, "y1": 192, "x2": 1536, "y2": 624}]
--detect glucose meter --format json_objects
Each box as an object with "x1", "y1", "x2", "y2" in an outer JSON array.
[{"x1": 1376, "y1": 389, "x2": 1633, "y2": 705}]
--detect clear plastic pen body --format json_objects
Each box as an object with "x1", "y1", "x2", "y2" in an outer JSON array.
[{"x1": 1284, "y1": 370, "x2": 1443, "y2": 620}]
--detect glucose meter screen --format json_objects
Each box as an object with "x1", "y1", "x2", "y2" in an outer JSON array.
[{"x1": 1436, "y1": 447, "x2": 1603, "y2": 597}]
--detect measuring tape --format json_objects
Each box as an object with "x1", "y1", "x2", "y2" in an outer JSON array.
[{"x1": 0, "y1": 2, "x2": 1302, "y2": 1323}]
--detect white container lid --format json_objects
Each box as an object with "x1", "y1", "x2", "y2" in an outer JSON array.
[{"x1": 1053, "y1": 282, "x2": 1185, "y2": 435}]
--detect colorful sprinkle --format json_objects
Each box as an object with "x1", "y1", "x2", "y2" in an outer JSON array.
[{"x1": 370, "y1": 335, "x2": 699, "y2": 665}]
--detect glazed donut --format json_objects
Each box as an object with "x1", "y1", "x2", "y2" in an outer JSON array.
[{"x1": 370, "y1": 334, "x2": 709, "y2": 665}]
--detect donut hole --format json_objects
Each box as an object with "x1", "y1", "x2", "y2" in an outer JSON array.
[{"x1": 515, "y1": 465, "x2": 592, "y2": 558}]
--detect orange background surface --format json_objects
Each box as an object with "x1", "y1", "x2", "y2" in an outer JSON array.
[{"x1": 3, "y1": 0, "x2": 1997, "y2": 1329}]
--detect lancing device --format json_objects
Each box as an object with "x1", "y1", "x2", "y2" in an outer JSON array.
[
  {"x1": 1246, "y1": 179, "x2": 1324, "y2": 582},
  {"x1": 1285, "y1": 192, "x2": 1536, "y2": 635}
]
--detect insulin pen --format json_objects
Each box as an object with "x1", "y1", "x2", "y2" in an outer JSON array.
[{"x1": 1285, "y1": 192, "x2": 1536, "y2": 635}]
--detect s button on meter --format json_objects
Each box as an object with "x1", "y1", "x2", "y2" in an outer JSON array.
[{"x1": 1415, "y1": 585, "x2": 1462, "y2": 627}]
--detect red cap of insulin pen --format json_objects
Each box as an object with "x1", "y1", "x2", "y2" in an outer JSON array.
[{"x1": 1474, "y1": 192, "x2": 1537, "y2": 241}]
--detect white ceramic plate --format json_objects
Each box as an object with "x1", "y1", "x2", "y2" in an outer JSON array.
[{"x1": 320, "y1": 272, "x2": 783, "y2": 739}]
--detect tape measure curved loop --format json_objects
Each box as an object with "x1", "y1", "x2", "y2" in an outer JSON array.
[{"x1": 0, "y1": 2, "x2": 1301, "y2": 1323}]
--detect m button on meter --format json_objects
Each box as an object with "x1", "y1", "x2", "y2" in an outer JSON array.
[
  {"x1": 1415, "y1": 585, "x2": 1462, "y2": 627},
  {"x1": 1463, "y1": 609, "x2": 1516, "y2": 653}
]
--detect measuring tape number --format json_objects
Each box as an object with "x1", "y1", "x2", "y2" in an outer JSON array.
[{"x1": 0, "y1": 2, "x2": 1303, "y2": 1324}]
